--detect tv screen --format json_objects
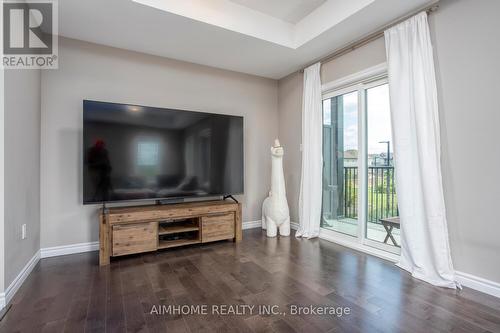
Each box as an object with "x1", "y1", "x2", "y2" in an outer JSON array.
[{"x1": 83, "y1": 100, "x2": 243, "y2": 204}]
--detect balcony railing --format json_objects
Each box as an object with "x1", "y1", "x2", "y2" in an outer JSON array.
[{"x1": 343, "y1": 166, "x2": 398, "y2": 223}]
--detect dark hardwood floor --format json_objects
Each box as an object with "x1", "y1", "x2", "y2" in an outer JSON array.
[{"x1": 1, "y1": 228, "x2": 500, "y2": 333}]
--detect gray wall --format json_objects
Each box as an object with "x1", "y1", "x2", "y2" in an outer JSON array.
[
  {"x1": 41, "y1": 37, "x2": 278, "y2": 248},
  {"x1": 4, "y1": 69, "x2": 41, "y2": 287},
  {"x1": 321, "y1": 37, "x2": 386, "y2": 84},
  {"x1": 277, "y1": 72, "x2": 303, "y2": 222},
  {"x1": 429, "y1": 0, "x2": 500, "y2": 283},
  {"x1": 278, "y1": 0, "x2": 500, "y2": 283}
]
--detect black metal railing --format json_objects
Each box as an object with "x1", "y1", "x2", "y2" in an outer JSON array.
[
  {"x1": 343, "y1": 167, "x2": 358, "y2": 219},
  {"x1": 343, "y1": 166, "x2": 398, "y2": 223}
]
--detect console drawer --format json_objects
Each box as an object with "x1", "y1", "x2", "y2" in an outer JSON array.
[
  {"x1": 112, "y1": 222, "x2": 157, "y2": 256},
  {"x1": 202, "y1": 213, "x2": 235, "y2": 242}
]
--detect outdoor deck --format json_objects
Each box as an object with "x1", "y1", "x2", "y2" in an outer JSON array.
[{"x1": 322, "y1": 218, "x2": 401, "y2": 246}]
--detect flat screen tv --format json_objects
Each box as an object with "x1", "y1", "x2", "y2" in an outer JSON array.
[{"x1": 83, "y1": 100, "x2": 244, "y2": 204}]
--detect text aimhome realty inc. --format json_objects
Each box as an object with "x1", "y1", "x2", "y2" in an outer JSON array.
[{"x1": 150, "y1": 304, "x2": 351, "y2": 317}]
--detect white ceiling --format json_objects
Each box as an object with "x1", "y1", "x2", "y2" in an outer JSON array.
[
  {"x1": 229, "y1": 0, "x2": 327, "y2": 24},
  {"x1": 58, "y1": 0, "x2": 436, "y2": 79}
]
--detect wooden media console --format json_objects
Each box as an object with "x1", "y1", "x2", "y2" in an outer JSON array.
[{"x1": 98, "y1": 200, "x2": 242, "y2": 265}]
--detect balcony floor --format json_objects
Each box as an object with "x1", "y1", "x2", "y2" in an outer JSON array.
[{"x1": 322, "y1": 218, "x2": 401, "y2": 247}]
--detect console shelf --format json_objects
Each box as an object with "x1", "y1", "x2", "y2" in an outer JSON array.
[
  {"x1": 158, "y1": 219, "x2": 199, "y2": 235},
  {"x1": 158, "y1": 238, "x2": 200, "y2": 249},
  {"x1": 99, "y1": 200, "x2": 242, "y2": 265},
  {"x1": 158, "y1": 225, "x2": 199, "y2": 235}
]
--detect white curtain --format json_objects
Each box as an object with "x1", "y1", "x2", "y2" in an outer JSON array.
[
  {"x1": 296, "y1": 62, "x2": 322, "y2": 239},
  {"x1": 385, "y1": 12, "x2": 458, "y2": 288}
]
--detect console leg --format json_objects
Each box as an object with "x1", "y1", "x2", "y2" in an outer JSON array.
[
  {"x1": 99, "y1": 211, "x2": 110, "y2": 265},
  {"x1": 235, "y1": 203, "x2": 242, "y2": 242}
]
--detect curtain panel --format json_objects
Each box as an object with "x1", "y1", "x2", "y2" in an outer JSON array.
[
  {"x1": 296, "y1": 63, "x2": 323, "y2": 239},
  {"x1": 385, "y1": 12, "x2": 458, "y2": 288}
]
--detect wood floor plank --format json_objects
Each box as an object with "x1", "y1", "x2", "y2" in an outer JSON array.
[
  {"x1": 1, "y1": 229, "x2": 500, "y2": 333},
  {"x1": 106, "y1": 265, "x2": 126, "y2": 333}
]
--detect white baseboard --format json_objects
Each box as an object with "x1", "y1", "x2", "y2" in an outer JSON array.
[
  {"x1": 242, "y1": 220, "x2": 262, "y2": 230},
  {"x1": 456, "y1": 271, "x2": 500, "y2": 298},
  {"x1": 0, "y1": 250, "x2": 41, "y2": 309},
  {"x1": 243, "y1": 220, "x2": 300, "y2": 231},
  {"x1": 40, "y1": 241, "x2": 99, "y2": 258}
]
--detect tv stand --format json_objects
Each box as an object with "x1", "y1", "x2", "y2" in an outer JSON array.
[{"x1": 99, "y1": 200, "x2": 242, "y2": 265}]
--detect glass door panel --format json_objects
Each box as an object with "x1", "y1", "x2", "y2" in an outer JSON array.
[
  {"x1": 365, "y1": 84, "x2": 400, "y2": 247},
  {"x1": 322, "y1": 91, "x2": 358, "y2": 237}
]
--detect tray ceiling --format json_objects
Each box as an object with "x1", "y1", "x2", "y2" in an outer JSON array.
[{"x1": 58, "y1": 0, "x2": 436, "y2": 79}]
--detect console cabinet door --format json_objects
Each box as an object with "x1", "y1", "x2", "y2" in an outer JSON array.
[
  {"x1": 112, "y1": 222, "x2": 157, "y2": 256},
  {"x1": 202, "y1": 213, "x2": 235, "y2": 242}
]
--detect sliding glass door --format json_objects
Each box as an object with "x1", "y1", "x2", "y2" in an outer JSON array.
[
  {"x1": 322, "y1": 78, "x2": 400, "y2": 254},
  {"x1": 366, "y1": 83, "x2": 400, "y2": 248},
  {"x1": 321, "y1": 91, "x2": 358, "y2": 236}
]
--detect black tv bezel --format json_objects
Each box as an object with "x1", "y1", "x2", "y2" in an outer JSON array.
[{"x1": 82, "y1": 99, "x2": 244, "y2": 205}]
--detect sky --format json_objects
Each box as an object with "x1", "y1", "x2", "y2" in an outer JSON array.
[
  {"x1": 367, "y1": 84, "x2": 392, "y2": 155},
  {"x1": 323, "y1": 83, "x2": 392, "y2": 156}
]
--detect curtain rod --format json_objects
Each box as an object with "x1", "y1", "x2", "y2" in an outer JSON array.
[{"x1": 298, "y1": 1, "x2": 440, "y2": 73}]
